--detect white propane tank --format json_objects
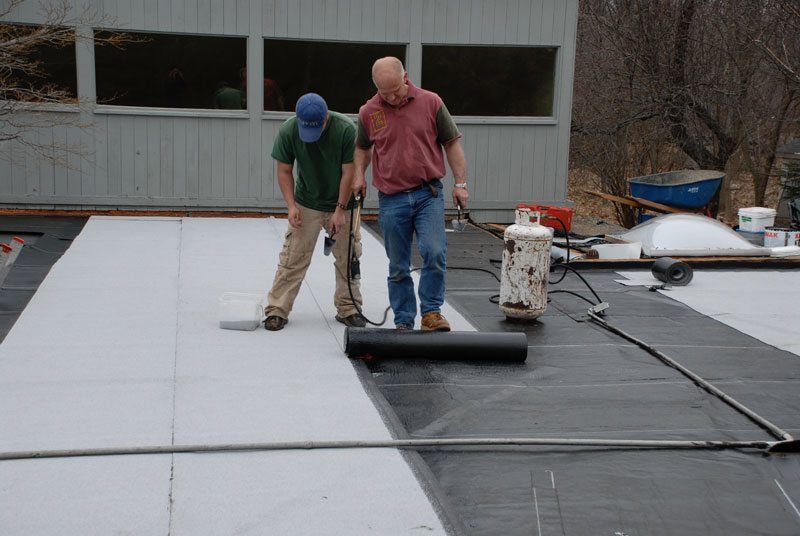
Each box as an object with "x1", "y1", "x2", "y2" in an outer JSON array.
[{"x1": 500, "y1": 208, "x2": 553, "y2": 320}]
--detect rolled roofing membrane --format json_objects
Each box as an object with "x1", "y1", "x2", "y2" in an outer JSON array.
[
  {"x1": 615, "y1": 213, "x2": 766, "y2": 257},
  {"x1": 0, "y1": 216, "x2": 474, "y2": 535}
]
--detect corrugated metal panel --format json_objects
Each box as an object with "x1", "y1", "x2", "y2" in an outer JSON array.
[{"x1": 0, "y1": 0, "x2": 577, "y2": 222}]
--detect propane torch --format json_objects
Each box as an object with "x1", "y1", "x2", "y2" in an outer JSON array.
[{"x1": 349, "y1": 193, "x2": 363, "y2": 280}]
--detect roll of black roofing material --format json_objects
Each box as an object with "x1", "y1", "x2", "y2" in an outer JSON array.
[
  {"x1": 651, "y1": 257, "x2": 693, "y2": 286},
  {"x1": 344, "y1": 327, "x2": 528, "y2": 362}
]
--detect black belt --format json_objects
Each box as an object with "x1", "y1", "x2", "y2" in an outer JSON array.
[{"x1": 403, "y1": 179, "x2": 440, "y2": 197}]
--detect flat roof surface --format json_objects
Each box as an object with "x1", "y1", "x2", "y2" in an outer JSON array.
[
  {"x1": 1, "y1": 216, "x2": 799, "y2": 535},
  {"x1": 0, "y1": 216, "x2": 471, "y2": 534},
  {"x1": 368, "y1": 222, "x2": 800, "y2": 535}
]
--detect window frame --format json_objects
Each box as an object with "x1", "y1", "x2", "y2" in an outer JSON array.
[
  {"x1": 261, "y1": 37, "x2": 409, "y2": 119},
  {"x1": 420, "y1": 43, "x2": 561, "y2": 124},
  {"x1": 0, "y1": 101, "x2": 81, "y2": 113},
  {"x1": 91, "y1": 28, "x2": 250, "y2": 114},
  {"x1": 0, "y1": 22, "x2": 80, "y2": 112},
  {"x1": 93, "y1": 105, "x2": 249, "y2": 119},
  {"x1": 0, "y1": 24, "x2": 562, "y2": 125}
]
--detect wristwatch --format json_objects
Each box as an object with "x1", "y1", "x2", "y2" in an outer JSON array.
[{"x1": 454, "y1": 182, "x2": 468, "y2": 189}]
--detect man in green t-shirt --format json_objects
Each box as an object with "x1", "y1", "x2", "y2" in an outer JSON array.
[
  {"x1": 264, "y1": 93, "x2": 365, "y2": 331},
  {"x1": 212, "y1": 81, "x2": 244, "y2": 110}
]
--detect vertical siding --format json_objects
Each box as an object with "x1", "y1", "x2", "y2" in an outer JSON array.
[
  {"x1": 210, "y1": 121, "x2": 225, "y2": 198},
  {"x1": 134, "y1": 116, "x2": 148, "y2": 196},
  {"x1": 106, "y1": 116, "x2": 122, "y2": 196},
  {"x1": 66, "y1": 126, "x2": 82, "y2": 195},
  {"x1": 25, "y1": 133, "x2": 39, "y2": 195},
  {"x1": 554, "y1": 0, "x2": 579, "y2": 201},
  {"x1": 159, "y1": 118, "x2": 174, "y2": 197},
  {"x1": 86, "y1": 0, "x2": 248, "y2": 34},
  {"x1": 197, "y1": 0, "x2": 211, "y2": 33},
  {"x1": 262, "y1": 0, "x2": 276, "y2": 35},
  {"x1": 236, "y1": 120, "x2": 249, "y2": 198},
  {"x1": 94, "y1": 116, "x2": 108, "y2": 196},
  {"x1": 185, "y1": 119, "x2": 200, "y2": 199},
  {"x1": 1, "y1": 0, "x2": 577, "y2": 220},
  {"x1": 198, "y1": 118, "x2": 213, "y2": 198},
  {"x1": 39, "y1": 130, "x2": 56, "y2": 196},
  {"x1": 53, "y1": 125, "x2": 69, "y2": 196},
  {"x1": 174, "y1": 0, "x2": 187, "y2": 32},
  {"x1": 264, "y1": 121, "x2": 279, "y2": 199},
  {"x1": 11, "y1": 138, "x2": 26, "y2": 195},
  {"x1": 120, "y1": 118, "x2": 135, "y2": 196},
  {"x1": 248, "y1": 1, "x2": 264, "y2": 199},
  {"x1": 174, "y1": 119, "x2": 187, "y2": 198},
  {"x1": 223, "y1": 120, "x2": 237, "y2": 197},
  {"x1": 183, "y1": 0, "x2": 197, "y2": 33},
  {"x1": 0, "y1": 139, "x2": 11, "y2": 195}
]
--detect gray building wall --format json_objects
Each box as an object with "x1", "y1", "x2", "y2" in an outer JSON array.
[{"x1": 0, "y1": 0, "x2": 578, "y2": 222}]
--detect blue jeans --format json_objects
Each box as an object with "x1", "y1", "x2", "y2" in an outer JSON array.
[{"x1": 378, "y1": 180, "x2": 446, "y2": 328}]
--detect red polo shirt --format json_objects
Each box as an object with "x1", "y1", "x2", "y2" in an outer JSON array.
[{"x1": 357, "y1": 81, "x2": 461, "y2": 195}]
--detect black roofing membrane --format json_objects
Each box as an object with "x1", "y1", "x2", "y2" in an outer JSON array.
[
  {"x1": 2, "y1": 217, "x2": 798, "y2": 534},
  {"x1": 0, "y1": 217, "x2": 86, "y2": 342},
  {"x1": 365, "y1": 222, "x2": 800, "y2": 535},
  {"x1": 425, "y1": 449, "x2": 800, "y2": 535}
]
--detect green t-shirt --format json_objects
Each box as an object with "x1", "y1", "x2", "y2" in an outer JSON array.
[
  {"x1": 213, "y1": 86, "x2": 244, "y2": 109},
  {"x1": 271, "y1": 111, "x2": 355, "y2": 212}
]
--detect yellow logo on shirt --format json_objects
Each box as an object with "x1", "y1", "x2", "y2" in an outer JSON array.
[{"x1": 370, "y1": 110, "x2": 387, "y2": 132}]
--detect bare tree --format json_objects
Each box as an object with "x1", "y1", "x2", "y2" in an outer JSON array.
[
  {"x1": 571, "y1": 0, "x2": 689, "y2": 227},
  {"x1": 754, "y1": 1, "x2": 800, "y2": 89},
  {"x1": 1, "y1": 0, "x2": 132, "y2": 165},
  {"x1": 572, "y1": 0, "x2": 800, "y2": 222}
]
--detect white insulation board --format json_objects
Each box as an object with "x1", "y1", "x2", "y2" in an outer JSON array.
[{"x1": 0, "y1": 216, "x2": 474, "y2": 535}]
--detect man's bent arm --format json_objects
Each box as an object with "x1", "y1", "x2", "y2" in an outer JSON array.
[
  {"x1": 338, "y1": 162, "x2": 355, "y2": 206},
  {"x1": 353, "y1": 146, "x2": 372, "y2": 194},
  {"x1": 444, "y1": 140, "x2": 469, "y2": 209},
  {"x1": 444, "y1": 140, "x2": 467, "y2": 183},
  {"x1": 329, "y1": 162, "x2": 355, "y2": 235}
]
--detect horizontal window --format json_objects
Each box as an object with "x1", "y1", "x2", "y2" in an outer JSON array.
[
  {"x1": 264, "y1": 39, "x2": 407, "y2": 113},
  {"x1": 422, "y1": 45, "x2": 557, "y2": 117},
  {"x1": 0, "y1": 24, "x2": 77, "y2": 102},
  {"x1": 95, "y1": 31, "x2": 247, "y2": 109}
]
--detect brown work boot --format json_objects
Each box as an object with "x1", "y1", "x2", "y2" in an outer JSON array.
[
  {"x1": 263, "y1": 315, "x2": 287, "y2": 331},
  {"x1": 421, "y1": 311, "x2": 450, "y2": 332},
  {"x1": 336, "y1": 313, "x2": 367, "y2": 328}
]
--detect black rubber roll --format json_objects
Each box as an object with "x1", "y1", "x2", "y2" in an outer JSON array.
[
  {"x1": 344, "y1": 327, "x2": 528, "y2": 362},
  {"x1": 651, "y1": 257, "x2": 693, "y2": 286}
]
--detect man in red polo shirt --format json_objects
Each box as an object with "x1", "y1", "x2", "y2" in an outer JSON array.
[{"x1": 353, "y1": 56, "x2": 469, "y2": 331}]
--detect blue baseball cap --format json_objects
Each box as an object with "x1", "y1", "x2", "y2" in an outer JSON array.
[{"x1": 296, "y1": 93, "x2": 328, "y2": 142}]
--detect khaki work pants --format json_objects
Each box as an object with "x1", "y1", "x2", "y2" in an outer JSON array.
[{"x1": 266, "y1": 204, "x2": 363, "y2": 320}]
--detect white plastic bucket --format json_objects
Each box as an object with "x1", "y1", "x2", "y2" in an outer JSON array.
[
  {"x1": 791, "y1": 230, "x2": 800, "y2": 247},
  {"x1": 218, "y1": 292, "x2": 266, "y2": 331},
  {"x1": 764, "y1": 227, "x2": 799, "y2": 247},
  {"x1": 591, "y1": 242, "x2": 642, "y2": 260},
  {"x1": 738, "y1": 207, "x2": 776, "y2": 233}
]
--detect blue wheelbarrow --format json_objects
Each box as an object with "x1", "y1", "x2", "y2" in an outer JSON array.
[{"x1": 628, "y1": 170, "x2": 724, "y2": 209}]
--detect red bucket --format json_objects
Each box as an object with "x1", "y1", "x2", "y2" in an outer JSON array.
[{"x1": 517, "y1": 204, "x2": 573, "y2": 233}]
